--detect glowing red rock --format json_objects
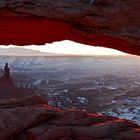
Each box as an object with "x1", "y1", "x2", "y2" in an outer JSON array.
[{"x1": 0, "y1": 0, "x2": 139, "y2": 55}]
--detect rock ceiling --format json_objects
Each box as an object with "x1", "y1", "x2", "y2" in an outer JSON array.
[{"x1": 0, "y1": 0, "x2": 139, "y2": 55}]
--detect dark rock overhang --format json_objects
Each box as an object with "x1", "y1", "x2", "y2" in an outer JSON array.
[{"x1": 0, "y1": 0, "x2": 139, "y2": 55}]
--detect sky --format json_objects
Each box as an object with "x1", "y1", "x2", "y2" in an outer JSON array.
[{"x1": 0, "y1": 40, "x2": 128, "y2": 56}]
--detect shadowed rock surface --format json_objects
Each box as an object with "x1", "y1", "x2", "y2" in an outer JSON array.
[
  {"x1": 0, "y1": 63, "x2": 13, "y2": 83},
  {"x1": 0, "y1": 95, "x2": 138, "y2": 140},
  {"x1": 0, "y1": 0, "x2": 139, "y2": 55},
  {"x1": 0, "y1": 82, "x2": 34, "y2": 99},
  {"x1": 0, "y1": 63, "x2": 34, "y2": 99}
]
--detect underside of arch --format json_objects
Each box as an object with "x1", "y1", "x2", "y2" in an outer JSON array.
[{"x1": 0, "y1": 0, "x2": 139, "y2": 55}]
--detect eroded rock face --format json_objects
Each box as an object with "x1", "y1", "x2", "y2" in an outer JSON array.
[
  {"x1": 0, "y1": 0, "x2": 139, "y2": 55},
  {"x1": 0, "y1": 95, "x2": 139, "y2": 140}
]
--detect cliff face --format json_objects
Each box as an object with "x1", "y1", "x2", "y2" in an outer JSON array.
[
  {"x1": 0, "y1": 95, "x2": 139, "y2": 140},
  {"x1": 0, "y1": 0, "x2": 139, "y2": 55}
]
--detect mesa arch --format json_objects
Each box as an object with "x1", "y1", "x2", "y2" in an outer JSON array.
[{"x1": 0, "y1": 0, "x2": 139, "y2": 55}]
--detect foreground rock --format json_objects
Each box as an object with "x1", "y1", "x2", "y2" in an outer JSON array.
[
  {"x1": 0, "y1": 0, "x2": 139, "y2": 55},
  {"x1": 0, "y1": 82, "x2": 34, "y2": 99},
  {"x1": 0, "y1": 95, "x2": 139, "y2": 140}
]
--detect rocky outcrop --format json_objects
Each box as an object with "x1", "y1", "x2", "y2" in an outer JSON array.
[
  {"x1": 0, "y1": 0, "x2": 139, "y2": 55},
  {"x1": 0, "y1": 63, "x2": 35, "y2": 99},
  {"x1": 0, "y1": 95, "x2": 139, "y2": 140},
  {"x1": 0, "y1": 63, "x2": 13, "y2": 83}
]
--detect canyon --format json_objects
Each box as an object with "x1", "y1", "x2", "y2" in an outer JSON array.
[
  {"x1": 0, "y1": 1, "x2": 140, "y2": 139},
  {"x1": 0, "y1": 55, "x2": 140, "y2": 139}
]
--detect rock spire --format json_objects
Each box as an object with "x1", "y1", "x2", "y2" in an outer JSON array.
[{"x1": 0, "y1": 63, "x2": 13, "y2": 83}]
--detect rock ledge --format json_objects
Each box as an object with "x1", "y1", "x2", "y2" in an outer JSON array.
[{"x1": 0, "y1": 95, "x2": 139, "y2": 140}]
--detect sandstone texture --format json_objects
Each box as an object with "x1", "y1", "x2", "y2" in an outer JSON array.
[
  {"x1": 0, "y1": 0, "x2": 139, "y2": 55},
  {"x1": 0, "y1": 95, "x2": 138, "y2": 140}
]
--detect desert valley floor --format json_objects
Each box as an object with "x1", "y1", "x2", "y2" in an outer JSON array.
[{"x1": 0, "y1": 55, "x2": 140, "y2": 124}]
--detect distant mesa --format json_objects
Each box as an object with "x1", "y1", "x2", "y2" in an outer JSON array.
[{"x1": 0, "y1": 63, "x2": 13, "y2": 83}]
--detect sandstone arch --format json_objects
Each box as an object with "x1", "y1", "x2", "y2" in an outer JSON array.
[{"x1": 0, "y1": 0, "x2": 139, "y2": 55}]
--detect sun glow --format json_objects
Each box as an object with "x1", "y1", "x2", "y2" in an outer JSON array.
[{"x1": 0, "y1": 40, "x2": 128, "y2": 56}]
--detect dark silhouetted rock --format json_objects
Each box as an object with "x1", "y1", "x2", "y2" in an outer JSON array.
[
  {"x1": 0, "y1": 63, "x2": 13, "y2": 83},
  {"x1": 0, "y1": 63, "x2": 35, "y2": 99}
]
